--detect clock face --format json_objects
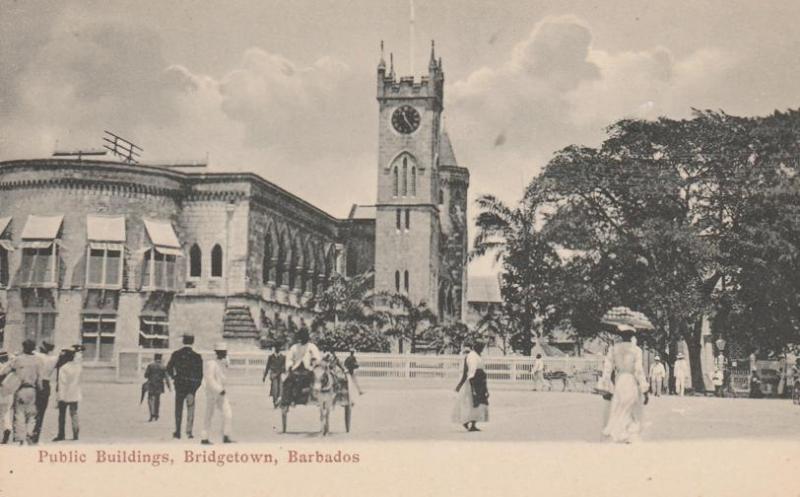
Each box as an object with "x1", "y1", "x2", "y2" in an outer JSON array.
[{"x1": 391, "y1": 105, "x2": 421, "y2": 134}]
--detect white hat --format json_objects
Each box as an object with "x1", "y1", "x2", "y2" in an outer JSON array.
[
  {"x1": 616, "y1": 324, "x2": 636, "y2": 333},
  {"x1": 655, "y1": 355, "x2": 661, "y2": 361},
  {"x1": 677, "y1": 352, "x2": 684, "y2": 359},
  {"x1": 214, "y1": 342, "x2": 228, "y2": 351}
]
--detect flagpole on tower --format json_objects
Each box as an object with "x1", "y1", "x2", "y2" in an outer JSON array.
[{"x1": 409, "y1": 0, "x2": 415, "y2": 75}]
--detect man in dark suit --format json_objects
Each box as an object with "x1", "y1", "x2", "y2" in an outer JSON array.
[
  {"x1": 262, "y1": 343, "x2": 286, "y2": 408},
  {"x1": 166, "y1": 334, "x2": 203, "y2": 439}
]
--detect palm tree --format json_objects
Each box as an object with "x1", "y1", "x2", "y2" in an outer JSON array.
[
  {"x1": 371, "y1": 292, "x2": 438, "y2": 353},
  {"x1": 472, "y1": 193, "x2": 540, "y2": 263},
  {"x1": 475, "y1": 306, "x2": 514, "y2": 355},
  {"x1": 306, "y1": 271, "x2": 374, "y2": 328}
]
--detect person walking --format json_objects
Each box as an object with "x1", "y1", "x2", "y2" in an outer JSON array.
[
  {"x1": 0, "y1": 351, "x2": 18, "y2": 444},
  {"x1": 452, "y1": 342, "x2": 489, "y2": 432},
  {"x1": 262, "y1": 343, "x2": 286, "y2": 408},
  {"x1": 531, "y1": 354, "x2": 545, "y2": 391},
  {"x1": 166, "y1": 334, "x2": 203, "y2": 439},
  {"x1": 600, "y1": 325, "x2": 649, "y2": 443},
  {"x1": 673, "y1": 353, "x2": 690, "y2": 396},
  {"x1": 343, "y1": 350, "x2": 364, "y2": 396},
  {"x1": 200, "y1": 342, "x2": 233, "y2": 445},
  {"x1": 52, "y1": 348, "x2": 81, "y2": 441},
  {"x1": 32, "y1": 341, "x2": 56, "y2": 443},
  {"x1": 649, "y1": 356, "x2": 666, "y2": 397},
  {"x1": 9, "y1": 339, "x2": 40, "y2": 445},
  {"x1": 144, "y1": 353, "x2": 171, "y2": 421}
]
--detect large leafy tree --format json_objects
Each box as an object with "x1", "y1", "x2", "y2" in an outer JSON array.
[{"x1": 476, "y1": 109, "x2": 800, "y2": 391}]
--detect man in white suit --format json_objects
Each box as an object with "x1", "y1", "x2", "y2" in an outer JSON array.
[
  {"x1": 673, "y1": 352, "x2": 690, "y2": 396},
  {"x1": 200, "y1": 342, "x2": 233, "y2": 445}
]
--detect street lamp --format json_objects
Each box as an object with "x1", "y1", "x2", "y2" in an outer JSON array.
[{"x1": 715, "y1": 337, "x2": 726, "y2": 353}]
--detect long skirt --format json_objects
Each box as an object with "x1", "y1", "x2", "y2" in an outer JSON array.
[
  {"x1": 452, "y1": 383, "x2": 488, "y2": 424},
  {"x1": 602, "y1": 373, "x2": 643, "y2": 443}
]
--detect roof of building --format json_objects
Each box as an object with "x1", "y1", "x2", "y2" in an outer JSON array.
[
  {"x1": 439, "y1": 130, "x2": 458, "y2": 167},
  {"x1": 348, "y1": 204, "x2": 377, "y2": 220},
  {"x1": 467, "y1": 275, "x2": 502, "y2": 303}
]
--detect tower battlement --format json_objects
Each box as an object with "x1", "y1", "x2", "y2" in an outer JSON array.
[{"x1": 377, "y1": 41, "x2": 443, "y2": 103}]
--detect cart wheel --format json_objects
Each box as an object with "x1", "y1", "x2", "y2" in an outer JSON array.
[
  {"x1": 344, "y1": 404, "x2": 351, "y2": 433},
  {"x1": 281, "y1": 406, "x2": 288, "y2": 433}
]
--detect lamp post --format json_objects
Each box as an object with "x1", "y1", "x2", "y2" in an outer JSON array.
[{"x1": 715, "y1": 337, "x2": 726, "y2": 354}]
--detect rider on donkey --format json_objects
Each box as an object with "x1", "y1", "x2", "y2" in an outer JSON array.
[{"x1": 281, "y1": 328, "x2": 321, "y2": 406}]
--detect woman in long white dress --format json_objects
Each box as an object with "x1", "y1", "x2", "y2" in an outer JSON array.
[
  {"x1": 600, "y1": 325, "x2": 649, "y2": 443},
  {"x1": 453, "y1": 342, "x2": 489, "y2": 431}
]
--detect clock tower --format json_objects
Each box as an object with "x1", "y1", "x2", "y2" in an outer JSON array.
[{"x1": 374, "y1": 41, "x2": 445, "y2": 316}]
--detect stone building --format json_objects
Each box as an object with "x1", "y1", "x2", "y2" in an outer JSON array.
[{"x1": 0, "y1": 43, "x2": 469, "y2": 366}]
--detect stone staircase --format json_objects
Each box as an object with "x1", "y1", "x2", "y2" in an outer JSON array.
[{"x1": 222, "y1": 305, "x2": 258, "y2": 340}]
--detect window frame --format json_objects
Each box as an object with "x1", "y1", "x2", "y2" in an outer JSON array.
[
  {"x1": 188, "y1": 243, "x2": 202, "y2": 280},
  {"x1": 210, "y1": 244, "x2": 224, "y2": 279},
  {"x1": 139, "y1": 315, "x2": 169, "y2": 349},
  {"x1": 142, "y1": 248, "x2": 178, "y2": 291},
  {"x1": 23, "y1": 310, "x2": 57, "y2": 345},
  {"x1": 19, "y1": 243, "x2": 59, "y2": 287},
  {"x1": 81, "y1": 312, "x2": 117, "y2": 363},
  {"x1": 85, "y1": 244, "x2": 124, "y2": 289}
]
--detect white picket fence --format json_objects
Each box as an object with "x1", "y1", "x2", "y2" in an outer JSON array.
[{"x1": 117, "y1": 349, "x2": 604, "y2": 390}]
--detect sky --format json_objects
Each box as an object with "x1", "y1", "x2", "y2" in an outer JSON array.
[{"x1": 2, "y1": 0, "x2": 799, "y2": 275}]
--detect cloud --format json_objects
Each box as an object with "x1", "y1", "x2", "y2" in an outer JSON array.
[{"x1": 0, "y1": 12, "x2": 371, "y2": 216}]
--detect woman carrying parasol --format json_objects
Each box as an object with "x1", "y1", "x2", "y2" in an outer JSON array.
[{"x1": 597, "y1": 307, "x2": 653, "y2": 443}]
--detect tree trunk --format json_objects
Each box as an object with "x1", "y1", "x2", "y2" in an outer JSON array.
[
  {"x1": 686, "y1": 317, "x2": 706, "y2": 395},
  {"x1": 668, "y1": 318, "x2": 679, "y2": 394}
]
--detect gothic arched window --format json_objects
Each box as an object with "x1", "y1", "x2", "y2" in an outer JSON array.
[
  {"x1": 405, "y1": 209, "x2": 410, "y2": 230},
  {"x1": 189, "y1": 243, "x2": 202, "y2": 278},
  {"x1": 404, "y1": 270, "x2": 409, "y2": 293},
  {"x1": 211, "y1": 244, "x2": 223, "y2": 278},
  {"x1": 395, "y1": 271, "x2": 401, "y2": 292},
  {"x1": 411, "y1": 166, "x2": 416, "y2": 196},
  {"x1": 396, "y1": 209, "x2": 402, "y2": 230},
  {"x1": 402, "y1": 158, "x2": 408, "y2": 196},
  {"x1": 393, "y1": 167, "x2": 399, "y2": 197}
]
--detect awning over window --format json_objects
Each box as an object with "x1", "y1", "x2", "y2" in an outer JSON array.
[
  {"x1": 21, "y1": 215, "x2": 63, "y2": 240},
  {"x1": 143, "y1": 219, "x2": 183, "y2": 256},
  {"x1": 0, "y1": 217, "x2": 10, "y2": 237},
  {"x1": 87, "y1": 215, "x2": 126, "y2": 243}
]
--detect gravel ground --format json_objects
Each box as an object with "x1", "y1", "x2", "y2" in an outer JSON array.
[{"x1": 28, "y1": 382, "x2": 800, "y2": 444}]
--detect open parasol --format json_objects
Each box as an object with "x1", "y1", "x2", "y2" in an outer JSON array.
[{"x1": 600, "y1": 306, "x2": 654, "y2": 332}]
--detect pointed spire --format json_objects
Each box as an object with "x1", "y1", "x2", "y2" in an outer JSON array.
[
  {"x1": 429, "y1": 40, "x2": 437, "y2": 70},
  {"x1": 378, "y1": 40, "x2": 386, "y2": 70}
]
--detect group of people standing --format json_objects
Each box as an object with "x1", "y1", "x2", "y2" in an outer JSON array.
[
  {"x1": 0, "y1": 339, "x2": 83, "y2": 445},
  {"x1": 144, "y1": 329, "x2": 366, "y2": 444},
  {"x1": 647, "y1": 352, "x2": 691, "y2": 397},
  {"x1": 143, "y1": 334, "x2": 233, "y2": 445}
]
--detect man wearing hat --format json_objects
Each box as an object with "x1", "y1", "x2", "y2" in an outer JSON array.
[
  {"x1": 262, "y1": 342, "x2": 286, "y2": 408},
  {"x1": 144, "y1": 353, "x2": 171, "y2": 421},
  {"x1": 8, "y1": 339, "x2": 41, "y2": 444},
  {"x1": 673, "y1": 352, "x2": 690, "y2": 396},
  {"x1": 200, "y1": 342, "x2": 233, "y2": 445},
  {"x1": 53, "y1": 348, "x2": 81, "y2": 441},
  {"x1": 32, "y1": 341, "x2": 57, "y2": 443},
  {"x1": 649, "y1": 356, "x2": 666, "y2": 397},
  {"x1": 166, "y1": 334, "x2": 203, "y2": 439}
]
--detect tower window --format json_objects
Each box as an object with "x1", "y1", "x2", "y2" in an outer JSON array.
[
  {"x1": 393, "y1": 167, "x2": 399, "y2": 197},
  {"x1": 411, "y1": 166, "x2": 416, "y2": 196},
  {"x1": 439, "y1": 189, "x2": 444, "y2": 204},
  {"x1": 405, "y1": 209, "x2": 410, "y2": 230},
  {"x1": 402, "y1": 158, "x2": 408, "y2": 196},
  {"x1": 404, "y1": 270, "x2": 409, "y2": 293},
  {"x1": 211, "y1": 244, "x2": 223, "y2": 278},
  {"x1": 189, "y1": 243, "x2": 202, "y2": 278},
  {"x1": 396, "y1": 209, "x2": 402, "y2": 230},
  {"x1": 395, "y1": 271, "x2": 400, "y2": 292}
]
